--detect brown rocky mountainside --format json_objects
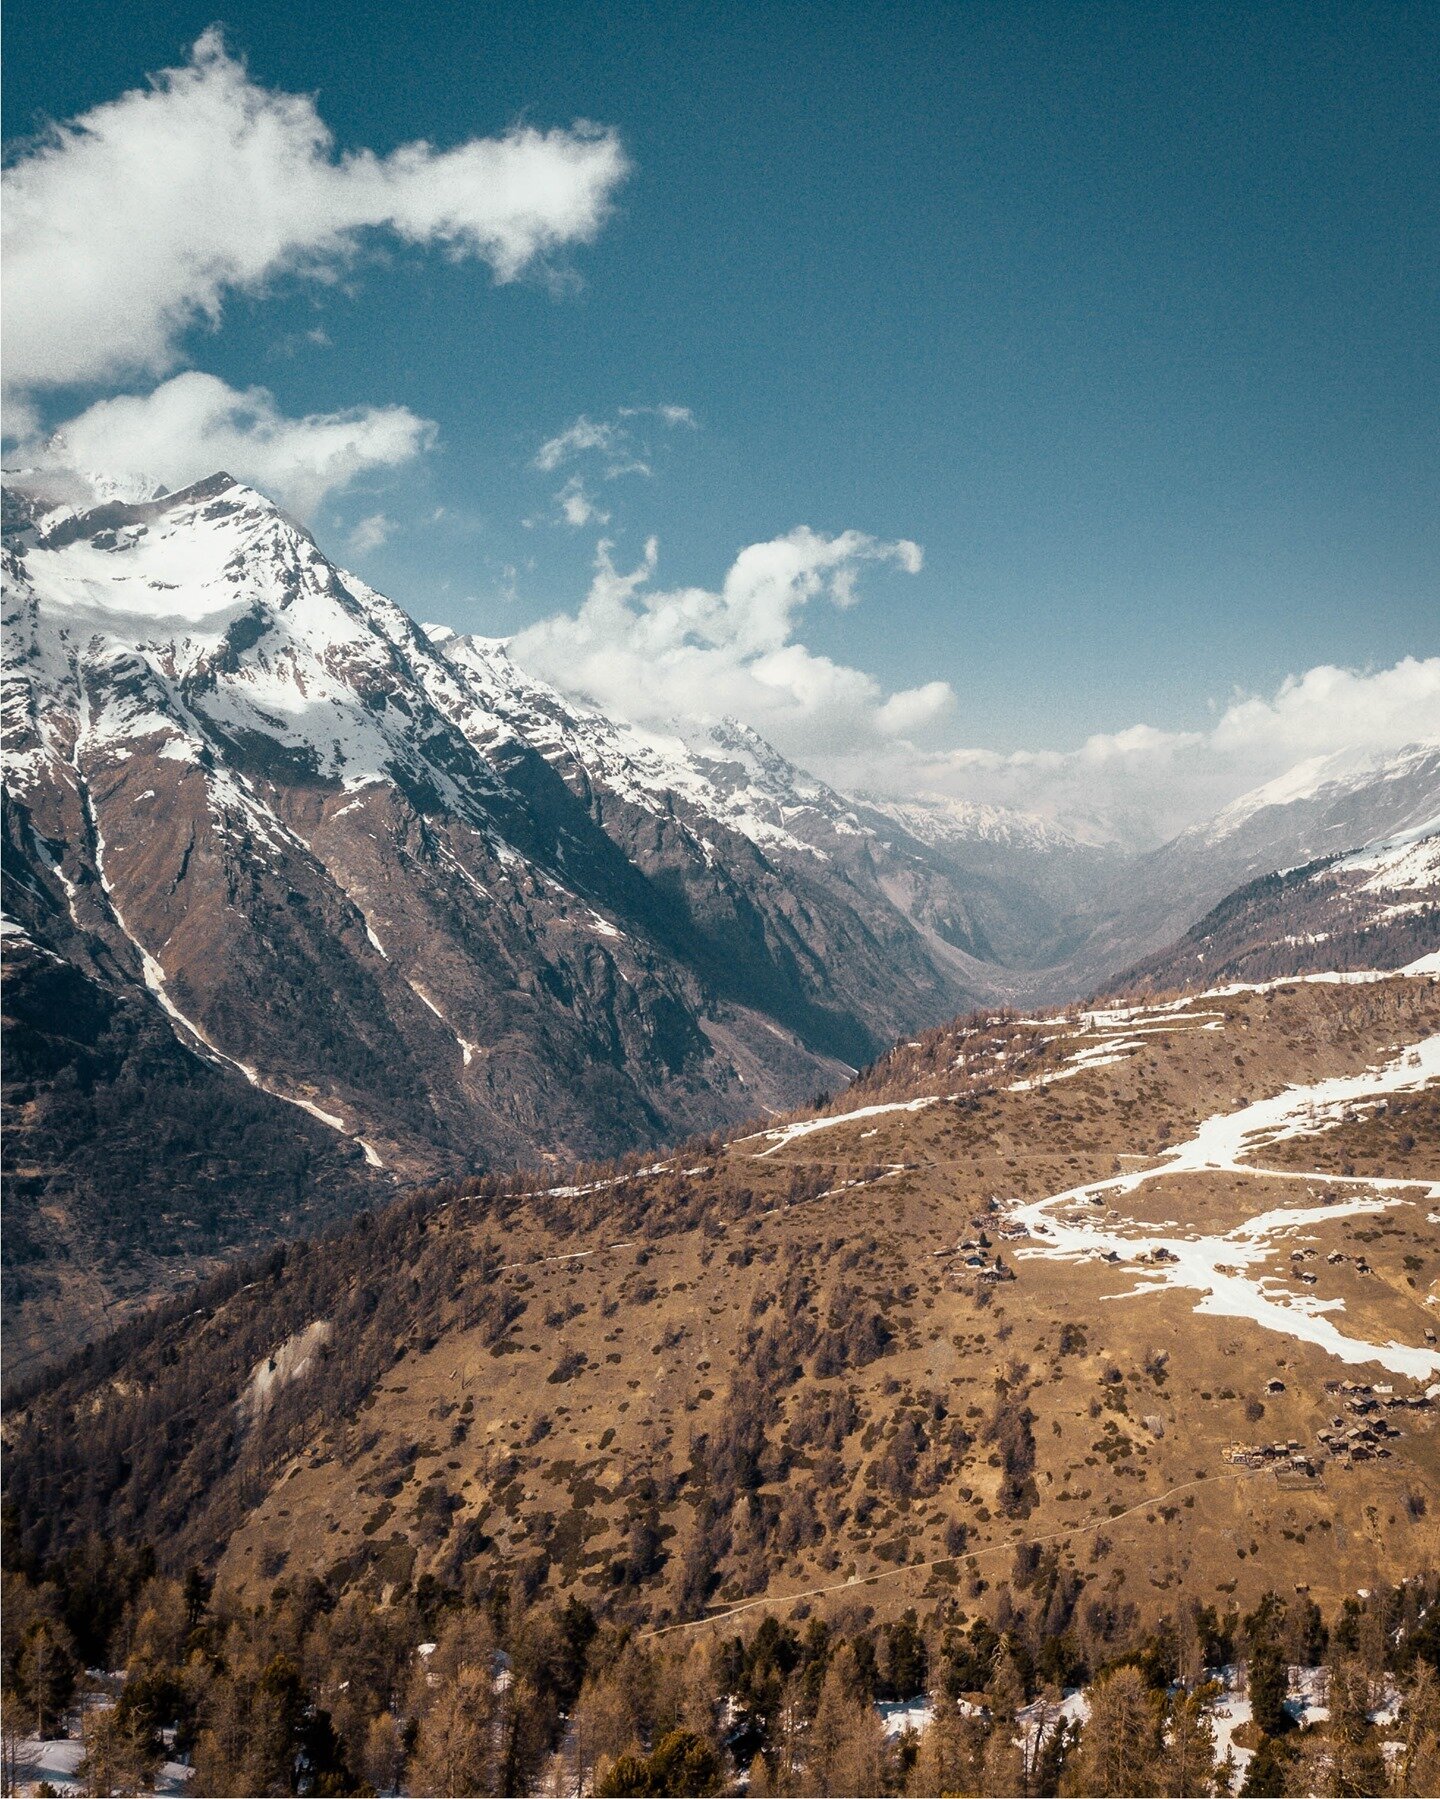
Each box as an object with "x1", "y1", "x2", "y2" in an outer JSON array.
[
  {"x1": 1, "y1": 475, "x2": 992, "y2": 1369},
  {"x1": 9, "y1": 962, "x2": 1438, "y2": 1648},
  {"x1": 5, "y1": 470, "x2": 1437, "y2": 1377}
]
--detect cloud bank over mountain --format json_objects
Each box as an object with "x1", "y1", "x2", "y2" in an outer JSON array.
[
  {"x1": 893, "y1": 656, "x2": 1440, "y2": 845},
  {"x1": 29, "y1": 374, "x2": 433, "y2": 519},
  {"x1": 514, "y1": 532, "x2": 1440, "y2": 844},
  {"x1": 511, "y1": 526, "x2": 954, "y2": 764}
]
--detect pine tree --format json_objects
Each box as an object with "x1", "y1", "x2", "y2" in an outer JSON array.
[
  {"x1": 808, "y1": 1647, "x2": 885, "y2": 1797},
  {"x1": 910, "y1": 1690, "x2": 985, "y2": 1797},
  {"x1": 1065, "y1": 1664, "x2": 1161, "y2": 1797},
  {"x1": 1313, "y1": 1657, "x2": 1387, "y2": 1798},
  {"x1": 362, "y1": 1710, "x2": 404, "y2": 1796},
  {"x1": 1032, "y1": 1716, "x2": 1076, "y2": 1797},
  {"x1": 829, "y1": 1702, "x2": 886, "y2": 1799},
  {"x1": 80, "y1": 1702, "x2": 159, "y2": 1798},
  {"x1": 15, "y1": 1620, "x2": 77, "y2": 1739},
  {"x1": 1247, "y1": 1637, "x2": 1290, "y2": 1741},
  {"x1": 1393, "y1": 1660, "x2": 1440, "y2": 1799},
  {"x1": 981, "y1": 1721, "x2": 1026, "y2": 1798},
  {"x1": 1238, "y1": 1734, "x2": 1291, "y2": 1796},
  {"x1": 1159, "y1": 1689, "x2": 1218, "y2": 1798},
  {"x1": 406, "y1": 1664, "x2": 498, "y2": 1797},
  {"x1": 982, "y1": 1639, "x2": 1027, "y2": 1798},
  {"x1": 570, "y1": 1644, "x2": 657, "y2": 1794},
  {"x1": 1, "y1": 1689, "x2": 25, "y2": 1799}
]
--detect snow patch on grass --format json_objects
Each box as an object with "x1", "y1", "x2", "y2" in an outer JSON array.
[{"x1": 1003, "y1": 1032, "x2": 1440, "y2": 1377}]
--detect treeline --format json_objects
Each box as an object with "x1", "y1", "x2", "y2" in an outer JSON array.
[{"x1": 5, "y1": 1539, "x2": 1440, "y2": 1796}]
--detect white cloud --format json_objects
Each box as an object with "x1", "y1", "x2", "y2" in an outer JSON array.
[
  {"x1": 628, "y1": 404, "x2": 696, "y2": 429},
  {"x1": 1, "y1": 28, "x2": 628, "y2": 400},
  {"x1": 876, "y1": 682, "x2": 956, "y2": 737},
  {"x1": 508, "y1": 521, "x2": 1438, "y2": 845},
  {"x1": 557, "y1": 478, "x2": 610, "y2": 528},
  {"x1": 534, "y1": 416, "x2": 630, "y2": 475},
  {"x1": 532, "y1": 405, "x2": 695, "y2": 528},
  {"x1": 511, "y1": 526, "x2": 949, "y2": 757},
  {"x1": 870, "y1": 657, "x2": 1440, "y2": 845},
  {"x1": 533, "y1": 403, "x2": 695, "y2": 478},
  {"x1": 37, "y1": 371, "x2": 433, "y2": 517},
  {"x1": 347, "y1": 511, "x2": 396, "y2": 556}
]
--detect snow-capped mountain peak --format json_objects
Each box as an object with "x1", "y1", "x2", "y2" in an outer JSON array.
[
  {"x1": 1199, "y1": 739, "x2": 1440, "y2": 844},
  {"x1": 6, "y1": 469, "x2": 1438, "y2": 1368},
  {"x1": 3, "y1": 471, "x2": 997, "y2": 1367}
]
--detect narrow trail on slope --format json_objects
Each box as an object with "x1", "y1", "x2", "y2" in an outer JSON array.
[{"x1": 641, "y1": 1467, "x2": 1264, "y2": 1641}]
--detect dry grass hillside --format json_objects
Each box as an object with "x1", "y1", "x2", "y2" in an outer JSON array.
[{"x1": 8, "y1": 966, "x2": 1440, "y2": 1653}]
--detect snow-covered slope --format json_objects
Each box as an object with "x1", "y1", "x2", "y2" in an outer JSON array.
[
  {"x1": 435, "y1": 633, "x2": 846, "y2": 859},
  {"x1": 862, "y1": 793, "x2": 1083, "y2": 856},
  {"x1": 1200, "y1": 742, "x2": 1440, "y2": 845},
  {"x1": 1326, "y1": 816, "x2": 1440, "y2": 911}
]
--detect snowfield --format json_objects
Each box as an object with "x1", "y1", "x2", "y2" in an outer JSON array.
[{"x1": 1002, "y1": 1029, "x2": 1440, "y2": 1378}]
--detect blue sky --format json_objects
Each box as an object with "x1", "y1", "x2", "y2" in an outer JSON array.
[{"x1": 4, "y1": 1, "x2": 1437, "y2": 830}]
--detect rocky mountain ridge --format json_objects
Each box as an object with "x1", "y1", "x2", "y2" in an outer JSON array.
[{"x1": 1117, "y1": 817, "x2": 1440, "y2": 992}]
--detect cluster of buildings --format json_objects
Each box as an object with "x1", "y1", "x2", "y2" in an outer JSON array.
[
  {"x1": 1323, "y1": 1248, "x2": 1374, "y2": 1275},
  {"x1": 1222, "y1": 1437, "x2": 1316, "y2": 1474},
  {"x1": 952, "y1": 1232, "x2": 1017, "y2": 1282},
  {"x1": 1322, "y1": 1376, "x2": 1435, "y2": 1412},
  {"x1": 1222, "y1": 1380, "x2": 1436, "y2": 1473},
  {"x1": 935, "y1": 1217, "x2": 1019, "y2": 1282},
  {"x1": 1315, "y1": 1378, "x2": 1434, "y2": 1464}
]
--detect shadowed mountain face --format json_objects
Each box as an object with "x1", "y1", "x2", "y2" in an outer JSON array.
[
  {"x1": 3, "y1": 472, "x2": 1437, "y2": 1369},
  {"x1": 0, "y1": 475, "x2": 995, "y2": 1364}
]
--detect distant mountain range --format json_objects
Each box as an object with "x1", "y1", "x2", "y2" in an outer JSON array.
[
  {"x1": 3, "y1": 470, "x2": 1437, "y2": 1367},
  {"x1": 1039, "y1": 739, "x2": 1440, "y2": 999}
]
